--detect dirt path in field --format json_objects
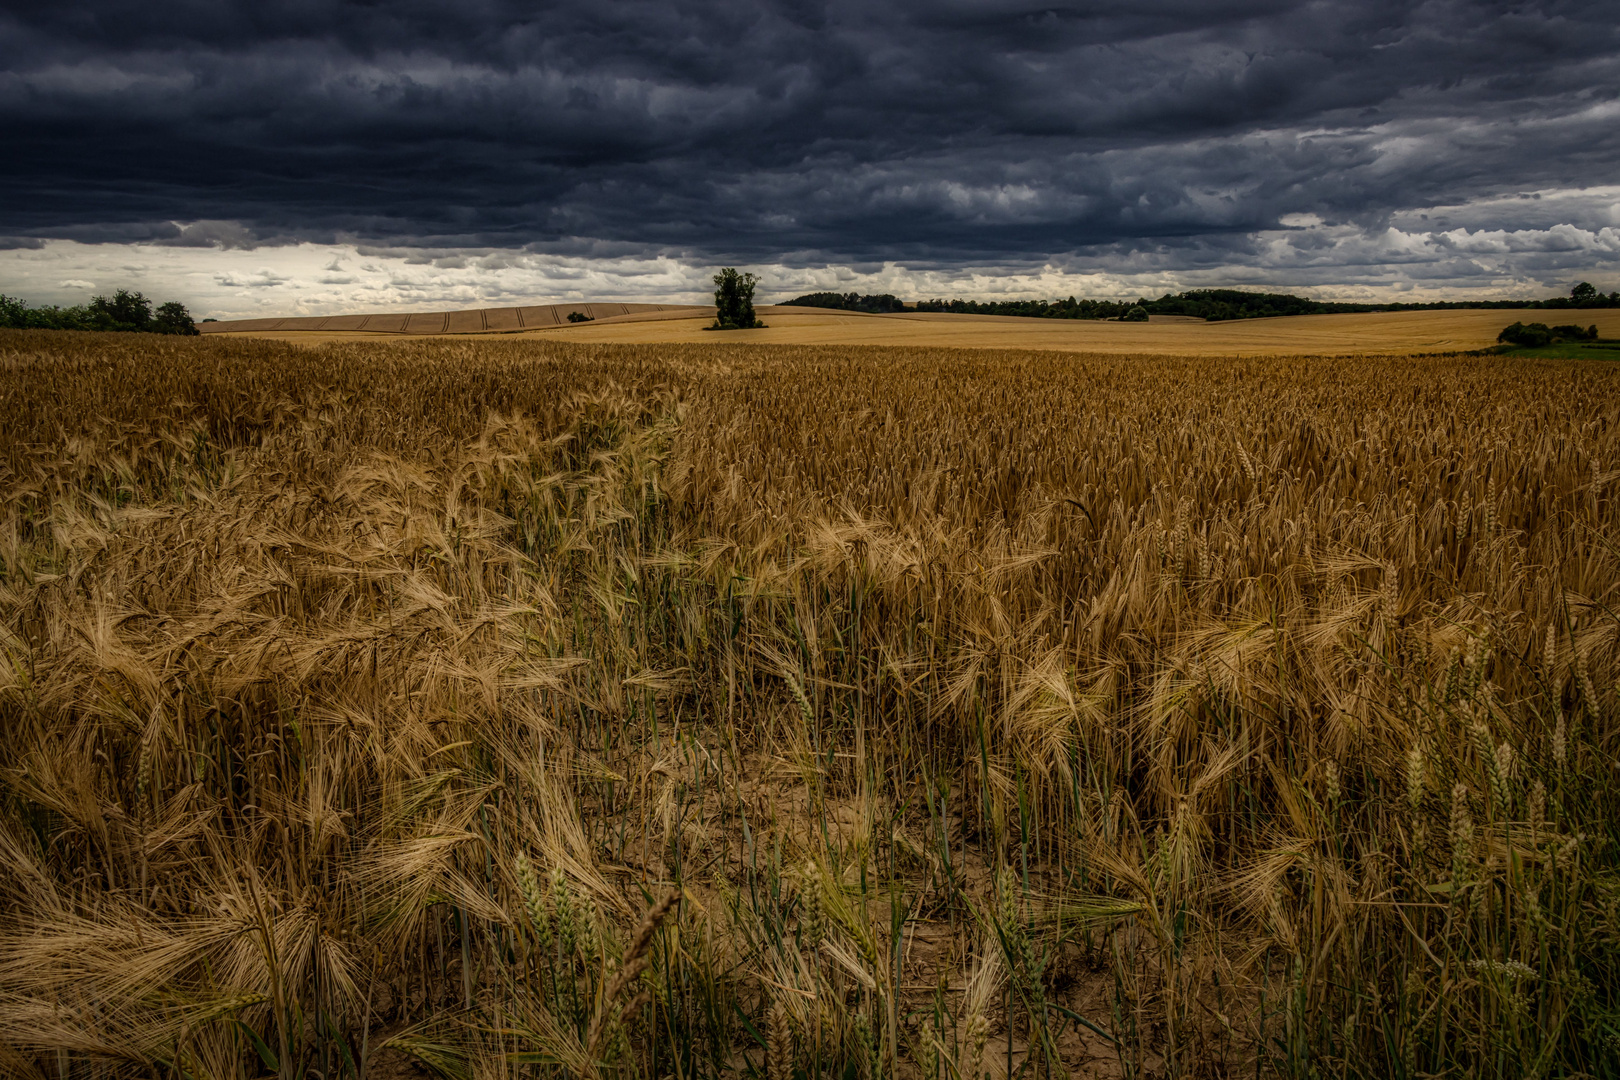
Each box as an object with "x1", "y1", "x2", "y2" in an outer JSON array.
[{"x1": 200, "y1": 302, "x2": 1620, "y2": 355}]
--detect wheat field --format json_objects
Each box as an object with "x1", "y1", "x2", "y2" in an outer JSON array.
[
  {"x1": 0, "y1": 328, "x2": 1617, "y2": 1080},
  {"x1": 203, "y1": 306, "x2": 1620, "y2": 356}
]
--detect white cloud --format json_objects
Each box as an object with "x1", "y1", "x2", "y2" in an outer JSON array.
[
  {"x1": 0, "y1": 190, "x2": 1616, "y2": 321},
  {"x1": 214, "y1": 269, "x2": 292, "y2": 288}
]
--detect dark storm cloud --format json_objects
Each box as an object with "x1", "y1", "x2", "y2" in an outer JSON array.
[{"x1": 1, "y1": 0, "x2": 1617, "y2": 267}]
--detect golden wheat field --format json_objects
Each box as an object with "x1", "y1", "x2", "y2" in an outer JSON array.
[
  {"x1": 1, "y1": 328, "x2": 1617, "y2": 1080},
  {"x1": 202, "y1": 305, "x2": 1620, "y2": 356}
]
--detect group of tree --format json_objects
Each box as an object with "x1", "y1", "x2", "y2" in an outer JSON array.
[
  {"x1": 785, "y1": 282, "x2": 1619, "y2": 323},
  {"x1": 709, "y1": 268, "x2": 767, "y2": 330},
  {"x1": 0, "y1": 289, "x2": 199, "y2": 334},
  {"x1": 1497, "y1": 321, "x2": 1603, "y2": 347}
]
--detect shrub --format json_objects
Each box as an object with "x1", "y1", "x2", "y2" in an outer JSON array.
[
  {"x1": 1499, "y1": 322, "x2": 1598, "y2": 347},
  {"x1": 1498, "y1": 322, "x2": 1550, "y2": 346},
  {"x1": 1120, "y1": 304, "x2": 1150, "y2": 322}
]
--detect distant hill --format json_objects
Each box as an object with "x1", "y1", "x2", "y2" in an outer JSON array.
[{"x1": 783, "y1": 284, "x2": 1619, "y2": 322}]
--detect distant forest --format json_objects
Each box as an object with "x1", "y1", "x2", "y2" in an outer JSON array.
[
  {"x1": 781, "y1": 291, "x2": 908, "y2": 314},
  {"x1": 783, "y1": 283, "x2": 1620, "y2": 322},
  {"x1": 0, "y1": 289, "x2": 199, "y2": 334}
]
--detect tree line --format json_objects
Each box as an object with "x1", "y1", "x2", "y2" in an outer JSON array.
[
  {"x1": 0, "y1": 289, "x2": 200, "y2": 334},
  {"x1": 784, "y1": 282, "x2": 1619, "y2": 322},
  {"x1": 781, "y1": 291, "x2": 907, "y2": 314}
]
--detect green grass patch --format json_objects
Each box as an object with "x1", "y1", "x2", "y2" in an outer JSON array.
[{"x1": 1496, "y1": 340, "x2": 1620, "y2": 360}]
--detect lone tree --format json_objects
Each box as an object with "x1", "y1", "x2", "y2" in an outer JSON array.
[{"x1": 711, "y1": 268, "x2": 765, "y2": 330}]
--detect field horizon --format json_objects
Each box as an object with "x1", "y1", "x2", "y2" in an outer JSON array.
[{"x1": 197, "y1": 303, "x2": 1620, "y2": 356}]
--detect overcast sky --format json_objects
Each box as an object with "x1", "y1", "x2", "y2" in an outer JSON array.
[{"x1": 2, "y1": 0, "x2": 1618, "y2": 318}]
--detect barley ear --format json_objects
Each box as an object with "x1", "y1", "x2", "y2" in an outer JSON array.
[
  {"x1": 767, "y1": 1000, "x2": 792, "y2": 1080},
  {"x1": 585, "y1": 890, "x2": 680, "y2": 1057}
]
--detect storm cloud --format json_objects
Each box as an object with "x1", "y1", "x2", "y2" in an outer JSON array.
[{"x1": 2, "y1": 0, "x2": 1618, "y2": 307}]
